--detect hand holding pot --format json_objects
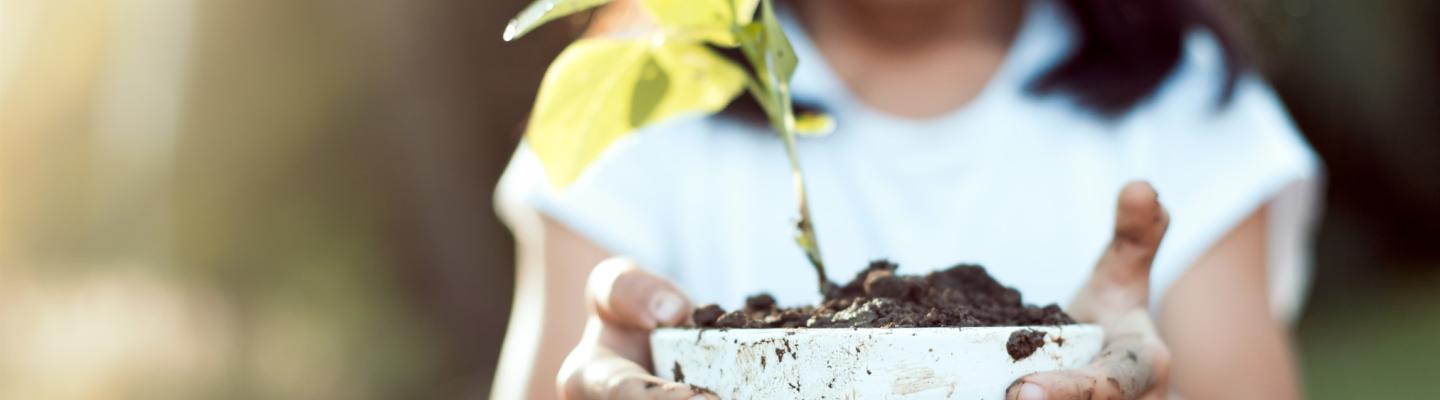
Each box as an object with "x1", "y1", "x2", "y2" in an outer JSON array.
[
  {"x1": 1008, "y1": 182, "x2": 1173, "y2": 400},
  {"x1": 557, "y1": 258, "x2": 718, "y2": 400}
]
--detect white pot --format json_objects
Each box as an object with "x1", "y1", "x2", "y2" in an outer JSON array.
[{"x1": 651, "y1": 325, "x2": 1102, "y2": 399}]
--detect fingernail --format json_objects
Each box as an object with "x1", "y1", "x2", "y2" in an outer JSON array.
[
  {"x1": 1017, "y1": 383, "x2": 1046, "y2": 400},
  {"x1": 688, "y1": 396, "x2": 708, "y2": 400},
  {"x1": 650, "y1": 291, "x2": 685, "y2": 325}
]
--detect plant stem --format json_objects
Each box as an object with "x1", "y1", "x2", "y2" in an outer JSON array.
[{"x1": 772, "y1": 84, "x2": 836, "y2": 297}]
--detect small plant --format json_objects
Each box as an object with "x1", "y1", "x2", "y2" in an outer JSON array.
[{"x1": 504, "y1": 0, "x2": 837, "y2": 294}]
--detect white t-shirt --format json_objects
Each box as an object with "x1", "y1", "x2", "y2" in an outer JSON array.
[{"x1": 498, "y1": 0, "x2": 1323, "y2": 321}]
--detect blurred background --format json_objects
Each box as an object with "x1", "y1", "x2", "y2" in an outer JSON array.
[{"x1": 1, "y1": 0, "x2": 1436, "y2": 398}]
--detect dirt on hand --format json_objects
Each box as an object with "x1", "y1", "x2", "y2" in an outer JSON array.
[{"x1": 693, "y1": 261, "x2": 1075, "y2": 329}]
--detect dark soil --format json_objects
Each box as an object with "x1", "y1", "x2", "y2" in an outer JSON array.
[{"x1": 692, "y1": 261, "x2": 1074, "y2": 329}]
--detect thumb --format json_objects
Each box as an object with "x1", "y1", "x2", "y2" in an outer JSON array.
[
  {"x1": 587, "y1": 258, "x2": 693, "y2": 331},
  {"x1": 1071, "y1": 181, "x2": 1170, "y2": 323}
]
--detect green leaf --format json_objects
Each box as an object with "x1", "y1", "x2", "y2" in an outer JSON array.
[
  {"x1": 756, "y1": 0, "x2": 796, "y2": 84},
  {"x1": 503, "y1": 0, "x2": 612, "y2": 42},
  {"x1": 737, "y1": 0, "x2": 798, "y2": 124},
  {"x1": 629, "y1": 57, "x2": 669, "y2": 126},
  {"x1": 526, "y1": 38, "x2": 746, "y2": 187}
]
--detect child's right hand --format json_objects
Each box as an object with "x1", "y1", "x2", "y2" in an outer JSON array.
[{"x1": 556, "y1": 258, "x2": 717, "y2": 400}]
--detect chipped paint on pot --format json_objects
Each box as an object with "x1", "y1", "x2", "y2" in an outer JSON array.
[{"x1": 651, "y1": 325, "x2": 1102, "y2": 399}]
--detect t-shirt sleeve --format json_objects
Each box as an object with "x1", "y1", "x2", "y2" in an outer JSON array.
[
  {"x1": 1126, "y1": 32, "x2": 1325, "y2": 322},
  {"x1": 495, "y1": 133, "x2": 677, "y2": 275}
]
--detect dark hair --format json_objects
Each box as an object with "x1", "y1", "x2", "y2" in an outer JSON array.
[
  {"x1": 1032, "y1": 0, "x2": 1245, "y2": 117},
  {"x1": 722, "y1": 0, "x2": 1246, "y2": 121}
]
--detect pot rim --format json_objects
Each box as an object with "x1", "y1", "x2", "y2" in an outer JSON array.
[{"x1": 655, "y1": 323, "x2": 1100, "y2": 333}]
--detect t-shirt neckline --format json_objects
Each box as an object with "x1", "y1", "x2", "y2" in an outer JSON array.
[{"x1": 778, "y1": 0, "x2": 1060, "y2": 129}]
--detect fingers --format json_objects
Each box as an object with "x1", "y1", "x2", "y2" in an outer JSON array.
[
  {"x1": 587, "y1": 258, "x2": 693, "y2": 331},
  {"x1": 1009, "y1": 310, "x2": 1171, "y2": 400},
  {"x1": 1070, "y1": 181, "x2": 1170, "y2": 324},
  {"x1": 560, "y1": 258, "x2": 708, "y2": 399},
  {"x1": 560, "y1": 341, "x2": 719, "y2": 400},
  {"x1": 1050, "y1": 184, "x2": 1172, "y2": 400}
]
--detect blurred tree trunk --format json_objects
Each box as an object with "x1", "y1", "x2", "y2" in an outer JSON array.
[
  {"x1": 176, "y1": 0, "x2": 437, "y2": 398},
  {"x1": 358, "y1": 0, "x2": 569, "y2": 397}
]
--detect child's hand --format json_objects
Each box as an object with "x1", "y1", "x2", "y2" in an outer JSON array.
[
  {"x1": 556, "y1": 258, "x2": 717, "y2": 400},
  {"x1": 1009, "y1": 182, "x2": 1173, "y2": 400}
]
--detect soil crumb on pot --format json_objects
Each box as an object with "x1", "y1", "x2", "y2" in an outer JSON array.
[
  {"x1": 689, "y1": 385, "x2": 717, "y2": 397},
  {"x1": 1006, "y1": 329, "x2": 1048, "y2": 361},
  {"x1": 694, "y1": 261, "x2": 1075, "y2": 329}
]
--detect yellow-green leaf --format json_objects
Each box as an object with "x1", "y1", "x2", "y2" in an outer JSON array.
[
  {"x1": 795, "y1": 111, "x2": 835, "y2": 136},
  {"x1": 640, "y1": 0, "x2": 740, "y2": 45},
  {"x1": 733, "y1": 0, "x2": 760, "y2": 24},
  {"x1": 503, "y1": 0, "x2": 612, "y2": 41},
  {"x1": 645, "y1": 41, "x2": 750, "y2": 122},
  {"x1": 526, "y1": 38, "x2": 746, "y2": 187}
]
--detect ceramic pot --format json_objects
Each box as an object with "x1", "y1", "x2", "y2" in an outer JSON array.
[{"x1": 651, "y1": 325, "x2": 1102, "y2": 399}]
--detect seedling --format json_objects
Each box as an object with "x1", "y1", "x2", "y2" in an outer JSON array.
[{"x1": 504, "y1": 0, "x2": 837, "y2": 295}]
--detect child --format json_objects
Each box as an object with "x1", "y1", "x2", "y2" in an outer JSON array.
[{"x1": 495, "y1": 0, "x2": 1320, "y2": 398}]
